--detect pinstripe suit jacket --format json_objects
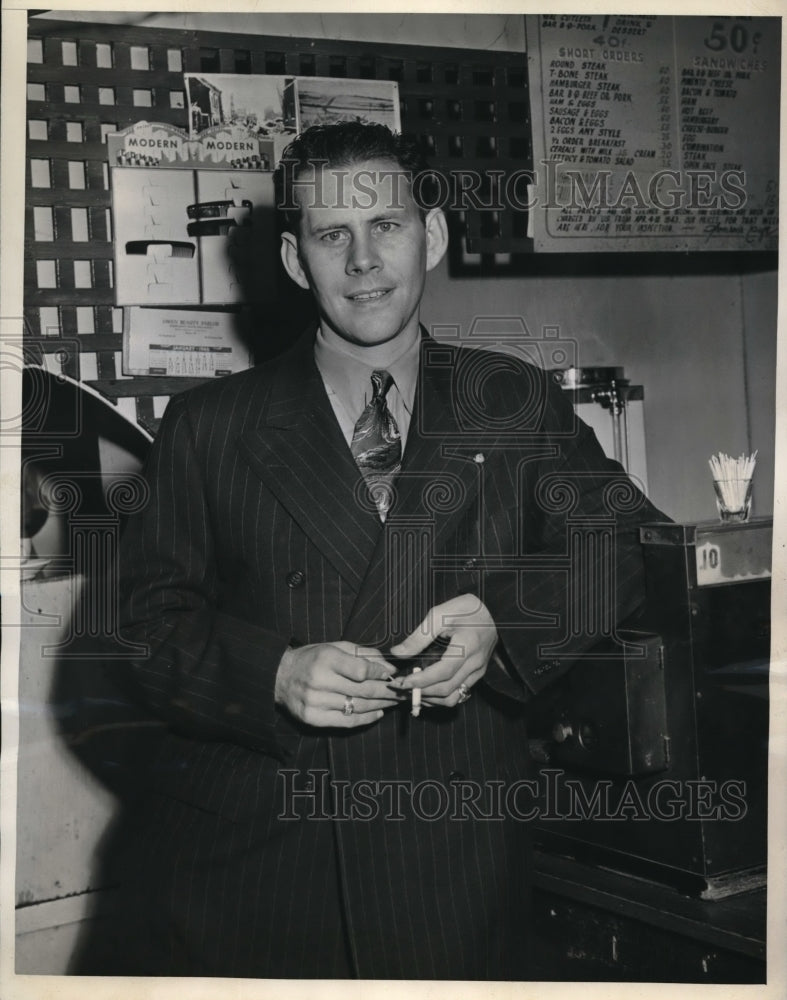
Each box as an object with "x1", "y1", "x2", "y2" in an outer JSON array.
[{"x1": 81, "y1": 328, "x2": 664, "y2": 979}]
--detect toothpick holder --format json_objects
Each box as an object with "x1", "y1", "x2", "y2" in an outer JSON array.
[{"x1": 712, "y1": 478, "x2": 753, "y2": 523}]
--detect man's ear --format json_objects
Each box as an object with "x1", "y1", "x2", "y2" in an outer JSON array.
[
  {"x1": 424, "y1": 208, "x2": 449, "y2": 273},
  {"x1": 280, "y1": 231, "x2": 311, "y2": 291}
]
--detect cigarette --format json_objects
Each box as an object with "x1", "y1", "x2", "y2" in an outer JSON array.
[{"x1": 411, "y1": 667, "x2": 422, "y2": 718}]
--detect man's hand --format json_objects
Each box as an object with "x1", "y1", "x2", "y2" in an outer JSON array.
[
  {"x1": 275, "y1": 641, "x2": 402, "y2": 728},
  {"x1": 388, "y1": 594, "x2": 498, "y2": 708}
]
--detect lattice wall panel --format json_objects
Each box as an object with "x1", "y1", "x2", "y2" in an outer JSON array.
[{"x1": 25, "y1": 18, "x2": 532, "y2": 435}]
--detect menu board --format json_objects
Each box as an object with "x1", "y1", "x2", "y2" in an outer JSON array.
[{"x1": 526, "y1": 15, "x2": 779, "y2": 252}]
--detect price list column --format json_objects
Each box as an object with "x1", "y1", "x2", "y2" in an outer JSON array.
[
  {"x1": 674, "y1": 17, "x2": 778, "y2": 247},
  {"x1": 529, "y1": 14, "x2": 681, "y2": 250}
]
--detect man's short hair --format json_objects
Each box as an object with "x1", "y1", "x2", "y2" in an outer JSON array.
[{"x1": 274, "y1": 121, "x2": 442, "y2": 233}]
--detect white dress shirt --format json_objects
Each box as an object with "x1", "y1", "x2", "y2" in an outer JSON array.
[{"x1": 314, "y1": 324, "x2": 420, "y2": 452}]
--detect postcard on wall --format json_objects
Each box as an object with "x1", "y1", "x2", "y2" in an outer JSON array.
[
  {"x1": 184, "y1": 73, "x2": 297, "y2": 163},
  {"x1": 122, "y1": 307, "x2": 252, "y2": 378},
  {"x1": 294, "y1": 76, "x2": 401, "y2": 131}
]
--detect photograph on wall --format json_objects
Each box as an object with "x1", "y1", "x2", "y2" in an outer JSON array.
[
  {"x1": 294, "y1": 76, "x2": 402, "y2": 131},
  {"x1": 185, "y1": 72, "x2": 297, "y2": 163}
]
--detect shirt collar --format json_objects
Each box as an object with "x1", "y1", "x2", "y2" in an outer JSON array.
[{"x1": 314, "y1": 325, "x2": 421, "y2": 414}]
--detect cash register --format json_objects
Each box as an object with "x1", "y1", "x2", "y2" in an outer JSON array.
[{"x1": 530, "y1": 517, "x2": 771, "y2": 899}]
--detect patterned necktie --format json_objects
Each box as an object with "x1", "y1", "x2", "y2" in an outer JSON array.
[{"x1": 351, "y1": 370, "x2": 402, "y2": 518}]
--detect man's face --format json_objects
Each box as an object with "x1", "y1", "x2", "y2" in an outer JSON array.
[{"x1": 280, "y1": 158, "x2": 447, "y2": 349}]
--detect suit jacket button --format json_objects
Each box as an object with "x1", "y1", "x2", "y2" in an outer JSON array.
[
  {"x1": 448, "y1": 770, "x2": 465, "y2": 783},
  {"x1": 286, "y1": 570, "x2": 305, "y2": 588}
]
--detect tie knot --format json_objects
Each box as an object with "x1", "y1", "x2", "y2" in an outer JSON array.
[{"x1": 370, "y1": 369, "x2": 394, "y2": 401}]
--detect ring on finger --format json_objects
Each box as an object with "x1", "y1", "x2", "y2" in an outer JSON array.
[
  {"x1": 457, "y1": 682, "x2": 471, "y2": 705},
  {"x1": 343, "y1": 695, "x2": 355, "y2": 717}
]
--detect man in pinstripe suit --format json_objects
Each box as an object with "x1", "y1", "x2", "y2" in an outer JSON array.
[{"x1": 72, "y1": 123, "x2": 665, "y2": 979}]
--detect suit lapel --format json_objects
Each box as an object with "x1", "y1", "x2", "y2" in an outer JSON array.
[
  {"x1": 238, "y1": 333, "x2": 484, "y2": 623},
  {"x1": 237, "y1": 332, "x2": 383, "y2": 592}
]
